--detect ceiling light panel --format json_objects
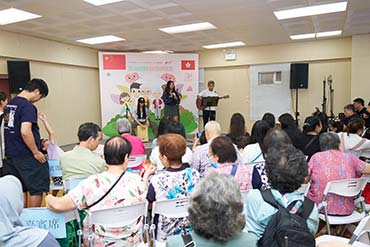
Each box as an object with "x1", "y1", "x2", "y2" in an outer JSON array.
[
  {"x1": 0, "y1": 8, "x2": 41, "y2": 25},
  {"x1": 202, "y1": 41, "x2": 246, "y2": 49},
  {"x1": 77, "y1": 35, "x2": 125, "y2": 44},
  {"x1": 316, "y1": 30, "x2": 342, "y2": 37},
  {"x1": 83, "y1": 0, "x2": 125, "y2": 6},
  {"x1": 274, "y1": 2, "x2": 347, "y2": 20},
  {"x1": 290, "y1": 33, "x2": 316, "y2": 40},
  {"x1": 159, "y1": 22, "x2": 216, "y2": 34}
]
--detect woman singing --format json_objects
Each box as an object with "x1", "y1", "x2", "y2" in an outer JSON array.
[{"x1": 161, "y1": 80, "x2": 181, "y2": 121}]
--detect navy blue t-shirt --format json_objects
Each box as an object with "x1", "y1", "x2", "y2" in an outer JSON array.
[{"x1": 4, "y1": 96, "x2": 41, "y2": 158}]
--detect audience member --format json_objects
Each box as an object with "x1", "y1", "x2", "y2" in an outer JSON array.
[
  {"x1": 39, "y1": 112, "x2": 64, "y2": 196},
  {"x1": 353, "y1": 98, "x2": 367, "y2": 118},
  {"x1": 0, "y1": 91, "x2": 8, "y2": 176},
  {"x1": 301, "y1": 116, "x2": 322, "y2": 161},
  {"x1": 226, "y1": 113, "x2": 250, "y2": 145},
  {"x1": 191, "y1": 121, "x2": 221, "y2": 177},
  {"x1": 147, "y1": 133, "x2": 200, "y2": 242},
  {"x1": 242, "y1": 120, "x2": 271, "y2": 163},
  {"x1": 151, "y1": 116, "x2": 171, "y2": 149},
  {"x1": 206, "y1": 136, "x2": 252, "y2": 191},
  {"x1": 342, "y1": 103, "x2": 359, "y2": 127},
  {"x1": 4, "y1": 78, "x2": 49, "y2": 207},
  {"x1": 246, "y1": 144, "x2": 318, "y2": 240},
  {"x1": 235, "y1": 135, "x2": 251, "y2": 154},
  {"x1": 60, "y1": 122, "x2": 105, "y2": 179},
  {"x1": 150, "y1": 121, "x2": 192, "y2": 170},
  {"x1": 0, "y1": 175, "x2": 59, "y2": 247},
  {"x1": 307, "y1": 132, "x2": 370, "y2": 215},
  {"x1": 328, "y1": 118, "x2": 344, "y2": 133},
  {"x1": 166, "y1": 173, "x2": 257, "y2": 247},
  {"x1": 278, "y1": 113, "x2": 304, "y2": 149},
  {"x1": 338, "y1": 118, "x2": 370, "y2": 158},
  {"x1": 131, "y1": 96, "x2": 157, "y2": 136},
  {"x1": 262, "y1": 112, "x2": 275, "y2": 128},
  {"x1": 46, "y1": 136, "x2": 154, "y2": 246},
  {"x1": 312, "y1": 109, "x2": 329, "y2": 133},
  {"x1": 116, "y1": 118, "x2": 146, "y2": 169}
]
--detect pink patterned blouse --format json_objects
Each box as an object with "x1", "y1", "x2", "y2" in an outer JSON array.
[
  {"x1": 68, "y1": 171, "x2": 147, "y2": 247},
  {"x1": 307, "y1": 150, "x2": 367, "y2": 215},
  {"x1": 205, "y1": 162, "x2": 252, "y2": 191}
]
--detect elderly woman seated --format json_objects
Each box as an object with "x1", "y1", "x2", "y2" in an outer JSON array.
[
  {"x1": 206, "y1": 135, "x2": 252, "y2": 191},
  {"x1": 166, "y1": 173, "x2": 257, "y2": 247},
  {"x1": 0, "y1": 175, "x2": 59, "y2": 247},
  {"x1": 307, "y1": 132, "x2": 370, "y2": 215},
  {"x1": 246, "y1": 144, "x2": 319, "y2": 240},
  {"x1": 147, "y1": 133, "x2": 200, "y2": 242},
  {"x1": 45, "y1": 136, "x2": 154, "y2": 246}
]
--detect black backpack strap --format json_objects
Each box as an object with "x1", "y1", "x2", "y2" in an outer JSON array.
[
  {"x1": 287, "y1": 197, "x2": 314, "y2": 220},
  {"x1": 259, "y1": 189, "x2": 281, "y2": 209}
]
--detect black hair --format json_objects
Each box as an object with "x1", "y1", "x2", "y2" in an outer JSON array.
[
  {"x1": 328, "y1": 119, "x2": 344, "y2": 133},
  {"x1": 24, "y1": 78, "x2": 49, "y2": 97},
  {"x1": 262, "y1": 113, "x2": 275, "y2": 128},
  {"x1": 136, "y1": 97, "x2": 147, "y2": 120},
  {"x1": 167, "y1": 121, "x2": 186, "y2": 138},
  {"x1": 228, "y1": 113, "x2": 247, "y2": 142},
  {"x1": 77, "y1": 122, "x2": 101, "y2": 142},
  {"x1": 344, "y1": 104, "x2": 355, "y2": 112},
  {"x1": 0, "y1": 92, "x2": 7, "y2": 102},
  {"x1": 262, "y1": 127, "x2": 292, "y2": 155},
  {"x1": 104, "y1": 136, "x2": 132, "y2": 165},
  {"x1": 353, "y1": 98, "x2": 365, "y2": 106},
  {"x1": 347, "y1": 117, "x2": 365, "y2": 135},
  {"x1": 250, "y1": 120, "x2": 272, "y2": 149},
  {"x1": 157, "y1": 117, "x2": 171, "y2": 137},
  {"x1": 210, "y1": 136, "x2": 237, "y2": 163},
  {"x1": 235, "y1": 135, "x2": 251, "y2": 150},
  {"x1": 302, "y1": 116, "x2": 321, "y2": 134},
  {"x1": 265, "y1": 144, "x2": 308, "y2": 194},
  {"x1": 278, "y1": 113, "x2": 297, "y2": 129},
  {"x1": 130, "y1": 82, "x2": 141, "y2": 91},
  {"x1": 208, "y1": 80, "x2": 215, "y2": 85},
  {"x1": 164, "y1": 80, "x2": 175, "y2": 93}
]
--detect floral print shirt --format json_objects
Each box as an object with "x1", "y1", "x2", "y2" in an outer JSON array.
[
  {"x1": 68, "y1": 171, "x2": 147, "y2": 247},
  {"x1": 307, "y1": 150, "x2": 367, "y2": 215},
  {"x1": 147, "y1": 165, "x2": 200, "y2": 241}
]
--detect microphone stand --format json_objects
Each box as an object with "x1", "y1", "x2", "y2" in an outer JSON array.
[{"x1": 328, "y1": 75, "x2": 335, "y2": 119}]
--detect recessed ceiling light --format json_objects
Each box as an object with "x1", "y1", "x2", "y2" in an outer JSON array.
[
  {"x1": 316, "y1": 30, "x2": 342, "y2": 38},
  {"x1": 77, "y1": 35, "x2": 125, "y2": 44},
  {"x1": 274, "y1": 1, "x2": 347, "y2": 20},
  {"x1": 202, "y1": 41, "x2": 246, "y2": 49},
  {"x1": 142, "y1": 50, "x2": 174, "y2": 54},
  {"x1": 290, "y1": 33, "x2": 316, "y2": 40},
  {"x1": 83, "y1": 0, "x2": 125, "y2": 6},
  {"x1": 0, "y1": 8, "x2": 41, "y2": 25},
  {"x1": 159, "y1": 22, "x2": 217, "y2": 34}
]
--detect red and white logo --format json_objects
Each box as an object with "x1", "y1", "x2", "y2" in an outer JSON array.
[
  {"x1": 181, "y1": 60, "x2": 195, "y2": 70},
  {"x1": 103, "y1": 54, "x2": 126, "y2": 70}
]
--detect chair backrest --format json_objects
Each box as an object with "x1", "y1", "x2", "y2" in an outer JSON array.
[
  {"x1": 349, "y1": 215, "x2": 370, "y2": 244},
  {"x1": 89, "y1": 200, "x2": 148, "y2": 228},
  {"x1": 63, "y1": 177, "x2": 87, "y2": 192},
  {"x1": 297, "y1": 181, "x2": 311, "y2": 196},
  {"x1": 322, "y1": 178, "x2": 369, "y2": 199},
  {"x1": 127, "y1": 154, "x2": 146, "y2": 169},
  {"x1": 20, "y1": 207, "x2": 68, "y2": 239},
  {"x1": 152, "y1": 197, "x2": 190, "y2": 219}
]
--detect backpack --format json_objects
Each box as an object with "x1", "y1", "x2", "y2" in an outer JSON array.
[{"x1": 258, "y1": 189, "x2": 315, "y2": 247}]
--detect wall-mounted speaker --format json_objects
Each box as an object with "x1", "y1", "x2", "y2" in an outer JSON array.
[
  {"x1": 7, "y1": 60, "x2": 30, "y2": 94},
  {"x1": 290, "y1": 63, "x2": 308, "y2": 89}
]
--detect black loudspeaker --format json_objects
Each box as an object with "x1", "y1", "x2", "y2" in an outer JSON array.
[
  {"x1": 7, "y1": 60, "x2": 31, "y2": 93},
  {"x1": 290, "y1": 63, "x2": 308, "y2": 89}
]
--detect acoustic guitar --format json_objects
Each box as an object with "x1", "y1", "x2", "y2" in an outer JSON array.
[{"x1": 196, "y1": 95, "x2": 230, "y2": 110}]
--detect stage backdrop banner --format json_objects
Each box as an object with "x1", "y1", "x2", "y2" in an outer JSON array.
[{"x1": 98, "y1": 52, "x2": 199, "y2": 138}]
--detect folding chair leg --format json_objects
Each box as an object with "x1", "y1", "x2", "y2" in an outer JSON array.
[{"x1": 340, "y1": 224, "x2": 348, "y2": 237}]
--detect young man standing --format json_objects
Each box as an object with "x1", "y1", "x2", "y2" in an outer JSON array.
[
  {"x1": 4, "y1": 78, "x2": 49, "y2": 207},
  {"x1": 198, "y1": 80, "x2": 219, "y2": 127}
]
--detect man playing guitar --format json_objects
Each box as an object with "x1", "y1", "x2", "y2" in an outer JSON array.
[{"x1": 197, "y1": 80, "x2": 228, "y2": 127}]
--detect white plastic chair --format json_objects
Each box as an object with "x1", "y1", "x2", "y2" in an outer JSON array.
[
  {"x1": 316, "y1": 215, "x2": 370, "y2": 247},
  {"x1": 128, "y1": 154, "x2": 146, "y2": 170},
  {"x1": 150, "y1": 197, "x2": 190, "y2": 247},
  {"x1": 318, "y1": 178, "x2": 368, "y2": 235},
  {"x1": 63, "y1": 177, "x2": 87, "y2": 193},
  {"x1": 88, "y1": 200, "x2": 149, "y2": 247},
  {"x1": 297, "y1": 181, "x2": 311, "y2": 196}
]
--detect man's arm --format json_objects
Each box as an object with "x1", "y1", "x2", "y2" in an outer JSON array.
[{"x1": 21, "y1": 122, "x2": 46, "y2": 163}]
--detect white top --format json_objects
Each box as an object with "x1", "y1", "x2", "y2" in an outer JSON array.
[
  {"x1": 338, "y1": 132, "x2": 370, "y2": 158},
  {"x1": 242, "y1": 143, "x2": 265, "y2": 164},
  {"x1": 150, "y1": 146, "x2": 193, "y2": 170},
  {"x1": 198, "y1": 89, "x2": 219, "y2": 111}
]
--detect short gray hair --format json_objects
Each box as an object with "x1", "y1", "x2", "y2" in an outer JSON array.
[
  {"x1": 188, "y1": 173, "x2": 245, "y2": 242},
  {"x1": 319, "y1": 132, "x2": 340, "y2": 151},
  {"x1": 116, "y1": 118, "x2": 131, "y2": 134},
  {"x1": 204, "y1": 121, "x2": 221, "y2": 134}
]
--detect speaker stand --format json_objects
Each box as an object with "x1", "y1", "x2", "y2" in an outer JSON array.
[{"x1": 295, "y1": 88, "x2": 300, "y2": 127}]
